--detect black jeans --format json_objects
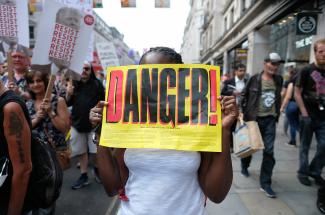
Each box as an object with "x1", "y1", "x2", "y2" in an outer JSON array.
[
  {"x1": 298, "y1": 117, "x2": 325, "y2": 177},
  {"x1": 241, "y1": 116, "x2": 276, "y2": 188}
]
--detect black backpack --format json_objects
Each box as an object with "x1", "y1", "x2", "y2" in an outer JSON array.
[{"x1": 0, "y1": 91, "x2": 63, "y2": 211}]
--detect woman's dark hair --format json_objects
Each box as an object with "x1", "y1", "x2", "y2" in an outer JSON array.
[
  {"x1": 26, "y1": 70, "x2": 49, "y2": 99},
  {"x1": 139, "y1": 47, "x2": 183, "y2": 64}
]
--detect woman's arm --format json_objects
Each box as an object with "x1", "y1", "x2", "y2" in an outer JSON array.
[
  {"x1": 4, "y1": 102, "x2": 32, "y2": 215},
  {"x1": 280, "y1": 83, "x2": 293, "y2": 113},
  {"x1": 43, "y1": 97, "x2": 70, "y2": 134},
  {"x1": 90, "y1": 101, "x2": 128, "y2": 196},
  {"x1": 199, "y1": 96, "x2": 238, "y2": 203}
]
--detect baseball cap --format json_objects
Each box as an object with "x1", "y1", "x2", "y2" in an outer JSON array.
[{"x1": 264, "y1": 52, "x2": 282, "y2": 63}]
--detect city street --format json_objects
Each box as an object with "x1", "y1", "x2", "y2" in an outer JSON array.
[
  {"x1": 55, "y1": 116, "x2": 324, "y2": 215},
  {"x1": 207, "y1": 116, "x2": 323, "y2": 215},
  {"x1": 55, "y1": 158, "x2": 118, "y2": 215}
]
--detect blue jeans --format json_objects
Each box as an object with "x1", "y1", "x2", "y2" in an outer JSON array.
[
  {"x1": 286, "y1": 101, "x2": 299, "y2": 143},
  {"x1": 241, "y1": 116, "x2": 276, "y2": 187},
  {"x1": 298, "y1": 117, "x2": 325, "y2": 177}
]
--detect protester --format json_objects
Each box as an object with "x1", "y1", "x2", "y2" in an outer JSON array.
[
  {"x1": 25, "y1": 69, "x2": 69, "y2": 214},
  {"x1": 66, "y1": 62, "x2": 105, "y2": 189},
  {"x1": 241, "y1": 52, "x2": 283, "y2": 198},
  {"x1": 0, "y1": 78, "x2": 32, "y2": 215},
  {"x1": 295, "y1": 38, "x2": 325, "y2": 186},
  {"x1": 90, "y1": 47, "x2": 237, "y2": 214},
  {"x1": 1, "y1": 47, "x2": 31, "y2": 99},
  {"x1": 280, "y1": 68, "x2": 299, "y2": 147}
]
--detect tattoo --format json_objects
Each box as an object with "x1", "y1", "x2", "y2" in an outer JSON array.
[{"x1": 9, "y1": 112, "x2": 25, "y2": 163}]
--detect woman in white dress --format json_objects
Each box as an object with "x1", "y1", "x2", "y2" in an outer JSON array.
[{"x1": 90, "y1": 47, "x2": 238, "y2": 215}]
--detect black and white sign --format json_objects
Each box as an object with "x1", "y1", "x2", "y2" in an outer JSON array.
[{"x1": 296, "y1": 12, "x2": 318, "y2": 35}]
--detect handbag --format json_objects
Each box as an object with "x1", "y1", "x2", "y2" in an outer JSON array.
[
  {"x1": 0, "y1": 157, "x2": 9, "y2": 187},
  {"x1": 233, "y1": 118, "x2": 264, "y2": 158},
  {"x1": 45, "y1": 128, "x2": 71, "y2": 171}
]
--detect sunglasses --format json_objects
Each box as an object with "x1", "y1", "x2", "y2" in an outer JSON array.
[
  {"x1": 270, "y1": 62, "x2": 280, "y2": 66},
  {"x1": 83, "y1": 67, "x2": 90, "y2": 71}
]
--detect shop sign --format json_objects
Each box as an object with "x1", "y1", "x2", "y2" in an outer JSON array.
[
  {"x1": 295, "y1": 36, "x2": 313, "y2": 49},
  {"x1": 296, "y1": 12, "x2": 318, "y2": 35}
]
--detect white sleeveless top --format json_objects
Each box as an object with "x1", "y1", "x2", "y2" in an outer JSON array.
[{"x1": 117, "y1": 148, "x2": 208, "y2": 215}]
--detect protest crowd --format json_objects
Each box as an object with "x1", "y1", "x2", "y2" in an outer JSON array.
[{"x1": 0, "y1": 1, "x2": 325, "y2": 215}]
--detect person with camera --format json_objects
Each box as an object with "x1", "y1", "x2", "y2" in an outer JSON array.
[{"x1": 295, "y1": 38, "x2": 325, "y2": 186}]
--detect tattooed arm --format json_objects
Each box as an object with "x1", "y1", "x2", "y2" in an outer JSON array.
[{"x1": 3, "y1": 102, "x2": 32, "y2": 215}]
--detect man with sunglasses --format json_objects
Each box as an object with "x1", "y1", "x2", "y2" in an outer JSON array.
[
  {"x1": 241, "y1": 53, "x2": 283, "y2": 198},
  {"x1": 66, "y1": 61, "x2": 105, "y2": 189}
]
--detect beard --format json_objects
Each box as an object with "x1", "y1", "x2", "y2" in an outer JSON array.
[{"x1": 316, "y1": 58, "x2": 325, "y2": 67}]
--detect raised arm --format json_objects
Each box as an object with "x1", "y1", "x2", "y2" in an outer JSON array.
[
  {"x1": 90, "y1": 101, "x2": 127, "y2": 196},
  {"x1": 198, "y1": 96, "x2": 238, "y2": 203},
  {"x1": 4, "y1": 102, "x2": 32, "y2": 215}
]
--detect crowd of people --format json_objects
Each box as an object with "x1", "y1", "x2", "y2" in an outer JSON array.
[
  {"x1": 0, "y1": 39, "x2": 324, "y2": 215},
  {"x1": 221, "y1": 39, "x2": 325, "y2": 212}
]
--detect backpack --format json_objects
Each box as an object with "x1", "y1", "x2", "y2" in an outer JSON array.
[{"x1": 0, "y1": 91, "x2": 63, "y2": 211}]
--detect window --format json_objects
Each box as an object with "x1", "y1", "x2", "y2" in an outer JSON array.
[
  {"x1": 224, "y1": 17, "x2": 227, "y2": 32},
  {"x1": 29, "y1": 26, "x2": 34, "y2": 39},
  {"x1": 242, "y1": 0, "x2": 246, "y2": 12}
]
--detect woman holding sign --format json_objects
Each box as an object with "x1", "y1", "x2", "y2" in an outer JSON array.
[{"x1": 91, "y1": 47, "x2": 237, "y2": 214}]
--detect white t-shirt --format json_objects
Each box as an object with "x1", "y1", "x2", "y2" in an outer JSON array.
[{"x1": 117, "y1": 148, "x2": 208, "y2": 215}]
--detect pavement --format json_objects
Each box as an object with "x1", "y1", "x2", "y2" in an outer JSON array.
[
  {"x1": 56, "y1": 115, "x2": 324, "y2": 215},
  {"x1": 206, "y1": 116, "x2": 324, "y2": 215}
]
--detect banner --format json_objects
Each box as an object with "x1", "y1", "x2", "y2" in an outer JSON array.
[
  {"x1": 100, "y1": 64, "x2": 222, "y2": 152},
  {"x1": 32, "y1": 0, "x2": 94, "y2": 75},
  {"x1": 0, "y1": 0, "x2": 29, "y2": 47},
  {"x1": 29, "y1": 0, "x2": 43, "y2": 12},
  {"x1": 121, "y1": 0, "x2": 136, "y2": 7},
  {"x1": 93, "y1": 0, "x2": 102, "y2": 8},
  {"x1": 155, "y1": 0, "x2": 170, "y2": 8},
  {"x1": 96, "y1": 41, "x2": 120, "y2": 69}
]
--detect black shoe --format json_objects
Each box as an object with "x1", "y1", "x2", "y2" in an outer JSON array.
[
  {"x1": 297, "y1": 175, "x2": 312, "y2": 186},
  {"x1": 286, "y1": 141, "x2": 296, "y2": 147},
  {"x1": 309, "y1": 174, "x2": 325, "y2": 186},
  {"x1": 71, "y1": 174, "x2": 90, "y2": 190},
  {"x1": 241, "y1": 168, "x2": 250, "y2": 177},
  {"x1": 260, "y1": 186, "x2": 276, "y2": 198},
  {"x1": 318, "y1": 201, "x2": 325, "y2": 214}
]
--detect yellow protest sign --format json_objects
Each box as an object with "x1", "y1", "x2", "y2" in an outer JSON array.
[{"x1": 99, "y1": 64, "x2": 222, "y2": 152}]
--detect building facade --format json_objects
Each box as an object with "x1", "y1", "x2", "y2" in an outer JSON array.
[
  {"x1": 180, "y1": 0, "x2": 205, "y2": 64},
  {"x1": 195, "y1": 0, "x2": 325, "y2": 77}
]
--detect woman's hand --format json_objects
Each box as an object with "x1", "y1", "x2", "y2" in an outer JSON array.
[
  {"x1": 90, "y1": 101, "x2": 108, "y2": 126},
  {"x1": 40, "y1": 98, "x2": 52, "y2": 114},
  {"x1": 219, "y1": 95, "x2": 238, "y2": 129}
]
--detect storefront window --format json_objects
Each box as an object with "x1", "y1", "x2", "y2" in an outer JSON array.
[{"x1": 270, "y1": 13, "x2": 312, "y2": 67}]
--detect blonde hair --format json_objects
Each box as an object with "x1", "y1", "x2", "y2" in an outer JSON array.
[{"x1": 314, "y1": 38, "x2": 325, "y2": 52}]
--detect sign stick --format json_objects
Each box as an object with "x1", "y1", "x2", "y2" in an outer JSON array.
[{"x1": 44, "y1": 63, "x2": 59, "y2": 100}]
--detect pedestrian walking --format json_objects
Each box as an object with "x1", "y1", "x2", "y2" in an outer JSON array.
[
  {"x1": 280, "y1": 68, "x2": 299, "y2": 147},
  {"x1": 240, "y1": 52, "x2": 283, "y2": 198},
  {"x1": 91, "y1": 47, "x2": 238, "y2": 215},
  {"x1": 295, "y1": 38, "x2": 325, "y2": 186},
  {"x1": 66, "y1": 62, "x2": 105, "y2": 189}
]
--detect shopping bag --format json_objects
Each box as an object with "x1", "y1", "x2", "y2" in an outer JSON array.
[{"x1": 233, "y1": 119, "x2": 264, "y2": 158}]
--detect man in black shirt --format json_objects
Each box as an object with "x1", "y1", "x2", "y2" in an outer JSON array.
[
  {"x1": 295, "y1": 38, "x2": 325, "y2": 186},
  {"x1": 66, "y1": 62, "x2": 105, "y2": 189}
]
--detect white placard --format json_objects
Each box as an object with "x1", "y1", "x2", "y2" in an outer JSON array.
[
  {"x1": 32, "y1": 0, "x2": 94, "y2": 75},
  {"x1": 96, "y1": 42, "x2": 120, "y2": 69},
  {"x1": 0, "y1": 0, "x2": 29, "y2": 47}
]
